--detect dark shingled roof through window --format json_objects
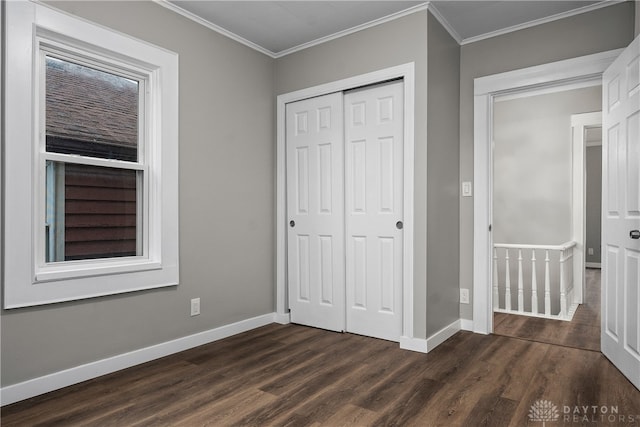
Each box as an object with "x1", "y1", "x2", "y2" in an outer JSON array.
[{"x1": 45, "y1": 56, "x2": 139, "y2": 161}]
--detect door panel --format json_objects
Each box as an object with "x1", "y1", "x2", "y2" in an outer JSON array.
[
  {"x1": 345, "y1": 81, "x2": 404, "y2": 341},
  {"x1": 286, "y1": 92, "x2": 345, "y2": 332},
  {"x1": 602, "y1": 35, "x2": 640, "y2": 390}
]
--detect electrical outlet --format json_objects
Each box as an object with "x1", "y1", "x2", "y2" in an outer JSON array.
[
  {"x1": 588, "y1": 248, "x2": 594, "y2": 255},
  {"x1": 460, "y1": 288, "x2": 470, "y2": 304},
  {"x1": 190, "y1": 298, "x2": 200, "y2": 316}
]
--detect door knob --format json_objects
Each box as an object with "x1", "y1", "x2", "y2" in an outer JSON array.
[
  {"x1": 289, "y1": 220, "x2": 295, "y2": 228},
  {"x1": 396, "y1": 221, "x2": 403, "y2": 230},
  {"x1": 631, "y1": 230, "x2": 640, "y2": 239}
]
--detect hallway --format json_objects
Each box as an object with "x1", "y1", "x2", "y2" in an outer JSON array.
[{"x1": 493, "y1": 268, "x2": 600, "y2": 351}]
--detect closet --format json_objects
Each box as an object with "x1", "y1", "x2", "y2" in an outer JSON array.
[{"x1": 286, "y1": 80, "x2": 404, "y2": 341}]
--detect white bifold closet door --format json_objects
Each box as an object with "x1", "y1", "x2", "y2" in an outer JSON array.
[{"x1": 286, "y1": 81, "x2": 404, "y2": 341}]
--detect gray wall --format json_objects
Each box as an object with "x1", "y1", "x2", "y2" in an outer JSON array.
[
  {"x1": 275, "y1": 11, "x2": 431, "y2": 338},
  {"x1": 426, "y1": 12, "x2": 461, "y2": 335},
  {"x1": 636, "y1": 0, "x2": 639, "y2": 37},
  {"x1": 459, "y1": 2, "x2": 635, "y2": 320},
  {"x1": 493, "y1": 86, "x2": 602, "y2": 246},
  {"x1": 275, "y1": 11, "x2": 461, "y2": 338},
  {"x1": 586, "y1": 144, "x2": 603, "y2": 264},
  {"x1": 2, "y1": 1, "x2": 275, "y2": 386}
]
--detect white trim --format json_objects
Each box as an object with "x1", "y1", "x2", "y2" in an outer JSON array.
[
  {"x1": 273, "y1": 312, "x2": 291, "y2": 325},
  {"x1": 426, "y1": 320, "x2": 461, "y2": 351},
  {"x1": 474, "y1": 50, "x2": 622, "y2": 96},
  {"x1": 586, "y1": 262, "x2": 602, "y2": 269},
  {"x1": 153, "y1": 0, "x2": 428, "y2": 59},
  {"x1": 276, "y1": 63, "x2": 415, "y2": 344},
  {"x1": 460, "y1": 318, "x2": 474, "y2": 331},
  {"x1": 3, "y1": 1, "x2": 179, "y2": 308},
  {"x1": 473, "y1": 51, "x2": 619, "y2": 335},
  {"x1": 399, "y1": 336, "x2": 428, "y2": 353},
  {"x1": 494, "y1": 79, "x2": 602, "y2": 103},
  {"x1": 152, "y1": 0, "x2": 274, "y2": 57},
  {"x1": 571, "y1": 111, "x2": 602, "y2": 307},
  {"x1": 426, "y1": 2, "x2": 463, "y2": 44},
  {"x1": 586, "y1": 141, "x2": 603, "y2": 148},
  {"x1": 461, "y1": 1, "x2": 623, "y2": 45},
  {"x1": 274, "y1": 4, "x2": 429, "y2": 58},
  {"x1": 0, "y1": 313, "x2": 277, "y2": 406}
]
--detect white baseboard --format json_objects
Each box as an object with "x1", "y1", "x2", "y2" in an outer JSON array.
[
  {"x1": 1, "y1": 312, "x2": 277, "y2": 406},
  {"x1": 273, "y1": 312, "x2": 291, "y2": 324},
  {"x1": 400, "y1": 319, "x2": 464, "y2": 354},
  {"x1": 460, "y1": 318, "x2": 474, "y2": 331},
  {"x1": 399, "y1": 336, "x2": 428, "y2": 353},
  {"x1": 426, "y1": 319, "x2": 461, "y2": 351},
  {"x1": 586, "y1": 262, "x2": 601, "y2": 269}
]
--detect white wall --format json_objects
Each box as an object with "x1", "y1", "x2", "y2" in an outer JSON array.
[{"x1": 493, "y1": 86, "x2": 602, "y2": 246}]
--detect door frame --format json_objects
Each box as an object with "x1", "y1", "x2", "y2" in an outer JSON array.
[
  {"x1": 472, "y1": 50, "x2": 622, "y2": 334},
  {"x1": 571, "y1": 111, "x2": 603, "y2": 289},
  {"x1": 275, "y1": 62, "x2": 416, "y2": 342}
]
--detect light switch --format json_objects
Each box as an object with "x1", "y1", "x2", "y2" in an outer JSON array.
[{"x1": 462, "y1": 181, "x2": 472, "y2": 197}]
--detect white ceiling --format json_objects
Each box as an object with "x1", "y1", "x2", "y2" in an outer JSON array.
[{"x1": 162, "y1": 1, "x2": 611, "y2": 57}]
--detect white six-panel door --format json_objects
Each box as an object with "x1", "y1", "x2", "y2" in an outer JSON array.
[
  {"x1": 286, "y1": 82, "x2": 404, "y2": 341},
  {"x1": 602, "y1": 35, "x2": 640, "y2": 390},
  {"x1": 344, "y1": 81, "x2": 404, "y2": 341},
  {"x1": 286, "y1": 92, "x2": 345, "y2": 332}
]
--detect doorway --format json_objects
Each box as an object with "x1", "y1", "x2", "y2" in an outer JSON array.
[
  {"x1": 489, "y1": 87, "x2": 602, "y2": 350},
  {"x1": 471, "y1": 49, "x2": 622, "y2": 335}
]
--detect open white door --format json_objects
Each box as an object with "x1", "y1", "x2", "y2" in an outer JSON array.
[
  {"x1": 601, "y1": 35, "x2": 640, "y2": 390},
  {"x1": 286, "y1": 92, "x2": 345, "y2": 332}
]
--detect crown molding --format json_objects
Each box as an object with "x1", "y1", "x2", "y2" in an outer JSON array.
[
  {"x1": 153, "y1": 0, "x2": 277, "y2": 57},
  {"x1": 274, "y1": 3, "x2": 430, "y2": 58},
  {"x1": 154, "y1": 0, "x2": 624, "y2": 56},
  {"x1": 426, "y1": 2, "x2": 463, "y2": 44},
  {"x1": 460, "y1": 0, "x2": 623, "y2": 45}
]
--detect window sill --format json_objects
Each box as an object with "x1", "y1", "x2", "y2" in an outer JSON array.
[{"x1": 35, "y1": 258, "x2": 163, "y2": 283}]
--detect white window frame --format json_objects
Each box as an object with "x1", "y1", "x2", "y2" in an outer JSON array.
[{"x1": 4, "y1": 1, "x2": 179, "y2": 308}]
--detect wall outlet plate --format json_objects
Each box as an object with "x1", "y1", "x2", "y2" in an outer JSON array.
[
  {"x1": 191, "y1": 298, "x2": 201, "y2": 316},
  {"x1": 460, "y1": 288, "x2": 470, "y2": 304}
]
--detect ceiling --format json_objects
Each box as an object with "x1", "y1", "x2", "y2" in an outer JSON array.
[{"x1": 162, "y1": 1, "x2": 611, "y2": 57}]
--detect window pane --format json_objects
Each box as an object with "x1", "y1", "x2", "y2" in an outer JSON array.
[
  {"x1": 45, "y1": 56, "x2": 139, "y2": 162},
  {"x1": 46, "y1": 162, "x2": 141, "y2": 262}
]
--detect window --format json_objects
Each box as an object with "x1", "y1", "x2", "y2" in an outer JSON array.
[
  {"x1": 4, "y1": 2, "x2": 179, "y2": 307},
  {"x1": 44, "y1": 56, "x2": 143, "y2": 263}
]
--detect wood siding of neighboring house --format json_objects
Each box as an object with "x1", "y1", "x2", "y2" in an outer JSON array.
[
  {"x1": 64, "y1": 163, "x2": 138, "y2": 260},
  {"x1": 46, "y1": 57, "x2": 139, "y2": 261}
]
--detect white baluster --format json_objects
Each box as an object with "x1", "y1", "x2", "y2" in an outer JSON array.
[
  {"x1": 505, "y1": 249, "x2": 511, "y2": 312},
  {"x1": 531, "y1": 250, "x2": 538, "y2": 315},
  {"x1": 517, "y1": 249, "x2": 524, "y2": 313},
  {"x1": 560, "y1": 248, "x2": 567, "y2": 318},
  {"x1": 493, "y1": 249, "x2": 499, "y2": 310},
  {"x1": 544, "y1": 249, "x2": 551, "y2": 316}
]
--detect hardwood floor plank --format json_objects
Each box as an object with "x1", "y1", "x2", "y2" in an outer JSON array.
[
  {"x1": 3, "y1": 323, "x2": 639, "y2": 427},
  {"x1": 494, "y1": 268, "x2": 601, "y2": 351}
]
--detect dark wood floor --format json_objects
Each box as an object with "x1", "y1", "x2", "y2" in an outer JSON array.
[
  {"x1": 3, "y1": 318, "x2": 639, "y2": 426},
  {"x1": 494, "y1": 268, "x2": 601, "y2": 351}
]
